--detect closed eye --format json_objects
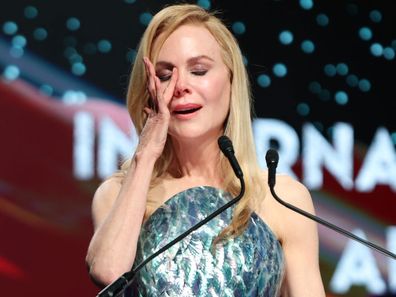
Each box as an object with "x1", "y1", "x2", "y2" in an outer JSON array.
[
  {"x1": 158, "y1": 75, "x2": 171, "y2": 82},
  {"x1": 192, "y1": 70, "x2": 207, "y2": 76},
  {"x1": 157, "y1": 70, "x2": 207, "y2": 81}
]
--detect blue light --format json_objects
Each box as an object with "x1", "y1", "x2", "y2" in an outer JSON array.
[
  {"x1": 62, "y1": 90, "x2": 87, "y2": 104},
  {"x1": 257, "y1": 74, "x2": 271, "y2": 88},
  {"x1": 358, "y1": 27, "x2": 372, "y2": 41},
  {"x1": 139, "y1": 12, "x2": 153, "y2": 26},
  {"x1": 299, "y1": 0, "x2": 313, "y2": 10},
  {"x1": 40, "y1": 84, "x2": 54, "y2": 96},
  {"x1": 346, "y1": 74, "x2": 358, "y2": 87},
  {"x1": 391, "y1": 132, "x2": 396, "y2": 144},
  {"x1": 124, "y1": 0, "x2": 136, "y2": 3},
  {"x1": 197, "y1": 0, "x2": 211, "y2": 10},
  {"x1": 12, "y1": 35, "x2": 27, "y2": 47},
  {"x1": 301, "y1": 40, "x2": 315, "y2": 53},
  {"x1": 66, "y1": 17, "x2": 80, "y2": 31},
  {"x1": 98, "y1": 39, "x2": 112, "y2": 53},
  {"x1": 358, "y1": 79, "x2": 371, "y2": 92},
  {"x1": 64, "y1": 46, "x2": 77, "y2": 58},
  {"x1": 126, "y1": 49, "x2": 137, "y2": 63},
  {"x1": 232, "y1": 22, "x2": 246, "y2": 35},
  {"x1": 316, "y1": 14, "x2": 329, "y2": 26},
  {"x1": 242, "y1": 55, "x2": 248, "y2": 66},
  {"x1": 71, "y1": 62, "x2": 86, "y2": 76},
  {"x1": 324, "y1": 64, "x2": 336, "y2": 77},
  {"x1": 335, "y1": 91, "x2": 348, "y2": 105},
  {"x1": 369, "y1": 10, "x2": 382, "y2": 23},
  {"x1": 24, "y1": 6, "x2": 38, "y2": 19},
  {"x1": 33, "y1": 28, "x2": 47, "y2": 41},
  {"x1": 383, "y1": 47, "x2": 395, "y2": 60},
  {"x1": 279, "y1": 31, "x2": 293, "y2": 45},
  {"x1": 273, "y1": 63, "x2": 287, "y2": 77},
  {"x1": 3, "y1": 65, "x2": 20, "y2": 80},
  {"x1": 3, "y1": 21, "x2": 18, "y2": 35},
  {"x1": 297, "y1": 103, "x2": 310, "y2": 116},
  {"x1": 10, "y1": 46, "x2": 24, "y2": 58},
  {"x1": 370, "y1": 43, "x2": 383, "y2": 56},
  {"x1": 392, "y1": 40, "x2": 396, "y2": 50},
  {"x1": 308, "y1": 81, "x2": 321, "y2": 94},
  {"x1": 336, "y1": 63, "x2": 348, "y2": 76},
  {"x1": 69, "y1": 53, "x2": 83, "y2": 63}
]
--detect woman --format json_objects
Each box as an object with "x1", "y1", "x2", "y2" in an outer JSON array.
[{"x1": 86, "y1": 4, "x2": 325, "y2": 296}]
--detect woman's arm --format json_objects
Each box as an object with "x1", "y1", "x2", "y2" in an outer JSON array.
[
  {"x1": 275, "y1": 176, "x2": 326, "y2": 296},
  {"x1": 86, "y1": 58, "x2": 178, "y2": 287},
  {"x1": 85, "y1": 153, "x2": 156, "y2": 287}
]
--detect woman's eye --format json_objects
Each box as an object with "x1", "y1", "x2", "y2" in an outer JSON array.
[
  {"x1": 192, "y1": 70, "x2": 207, "y2": 76},
  {"x1": 158, "y1": 74, "x2": 171, "y2": 82}
]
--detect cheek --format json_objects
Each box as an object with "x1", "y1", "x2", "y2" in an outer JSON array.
[
  {"x1": 197, "y1": 77, "x2": 231, "y2": 107},
  {"x1": 214, "y1": 81, "x2": 231, "y2": 111}
]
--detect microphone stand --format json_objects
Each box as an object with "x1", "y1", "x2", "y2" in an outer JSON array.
[
  {"x1": 97, "y1": 173, "x2": 245, "y2": 297},
  {"x1": 266, "y1": 149, "x2": 396, "y2": 261}
]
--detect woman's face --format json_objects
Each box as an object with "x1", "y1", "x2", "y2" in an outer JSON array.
[{"x1": 155, "y1": 24, "x2": 231, "y2": 142}]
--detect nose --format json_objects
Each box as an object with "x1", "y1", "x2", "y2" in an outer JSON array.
[{"x1": 173, "y1": 71, "x2": 191, "y2": 98}]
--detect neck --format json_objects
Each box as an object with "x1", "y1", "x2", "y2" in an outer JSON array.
[{"x1": 169, "y1": 133, "x2": 223, "y2": 182}]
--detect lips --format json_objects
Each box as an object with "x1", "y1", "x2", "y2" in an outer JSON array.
[{"x1": 172, "y1": 103, "x2": 202, "y2": 115}]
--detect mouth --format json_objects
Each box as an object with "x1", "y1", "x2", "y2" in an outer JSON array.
[{"x1": 173, "y1": 106, "x2": 202, "y2": 115}]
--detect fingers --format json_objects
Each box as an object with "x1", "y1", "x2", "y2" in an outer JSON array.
[
  {"x1": 143, "y1": 57, "x2": 179, "y2": 115},
  {"x1": 143, "y1": 107, "x2": 154, "y2": 117},
  {"x1": 163, "y1": 67, "x2": 178, "y2": 105},
  {"x1": 143, "y1": 57, "x2": 158, "y2": 113},
  {"x1": 154, "y1": 76, "x2": 166, "y2": 113}
]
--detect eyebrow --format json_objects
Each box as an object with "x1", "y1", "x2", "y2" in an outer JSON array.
[{"x1": 156, "y1": 55, "x2": 215, "y2": 68}]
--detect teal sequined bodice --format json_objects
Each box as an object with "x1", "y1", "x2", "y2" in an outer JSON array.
[{"x1": 131, "y1": 186, "x2": 284, "y2": 296}]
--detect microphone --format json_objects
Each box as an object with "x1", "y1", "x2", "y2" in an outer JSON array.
[
  {"x1": 265, "y1": 149, "x2": 278, "y2": 188},
  {"x1": 97, "y1": 136, "x2": 245, "y2": 297},
  {"x1": 265, "y1": 149, "x2": 396, "y2": 260},
  {"x1": 218, "y1": 135, "x2": 243, "y2": 178}
]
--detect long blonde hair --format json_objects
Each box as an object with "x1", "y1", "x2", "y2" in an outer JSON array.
[{"x1": 119, "y1": 4, "x2": 264, "y2": 240}]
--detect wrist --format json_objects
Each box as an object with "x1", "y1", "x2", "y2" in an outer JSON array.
[{"x1": 134, "y1": 150, "x2": 158, "y2": 167}]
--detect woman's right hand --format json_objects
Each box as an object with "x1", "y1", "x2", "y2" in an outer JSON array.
[{"x1": 135, "y1": 57, "x2": 178, "y2": 160}]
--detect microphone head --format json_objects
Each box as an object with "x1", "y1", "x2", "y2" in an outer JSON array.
[
  {"x1": 218, "y1": 135, "x2": 234, "y2": 155},
  {"x1": 265, "y1": 149, "x2": 279, "y2": 168}
]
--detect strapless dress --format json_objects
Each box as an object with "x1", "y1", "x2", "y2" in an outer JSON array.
[{"x1": 129, "y1": 186, "x2": 284, "y2": 296}]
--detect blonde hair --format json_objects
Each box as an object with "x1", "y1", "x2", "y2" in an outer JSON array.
[{"x1": 119, "y1": 4, "x2": 264, "y2": 240}]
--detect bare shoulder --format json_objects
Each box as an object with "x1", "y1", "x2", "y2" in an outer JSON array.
[
  {"x1": 259, "y1": 171, "x2": 314, "y2": 211},
  {"x1": 258, "y1": 171, "x2": 316, "y2": 244},
  {"x1": 91, "y1": 176, "x2": 123, "y2": 230},
  {"x1": 272, "y1": 174, "x2": 314, "y2": 212}
]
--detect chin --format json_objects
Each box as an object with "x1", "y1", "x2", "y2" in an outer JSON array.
[
  {"x1": 170, "y1": 131, "x2": 205, "y2": 141},
  {"x1": 169, "y1": 126, "x2": 223, "y2": 142}
]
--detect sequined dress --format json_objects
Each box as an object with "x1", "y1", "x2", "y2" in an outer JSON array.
[{"x1": 129, "y1": 186, "x2": 284, "y2": 296}]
